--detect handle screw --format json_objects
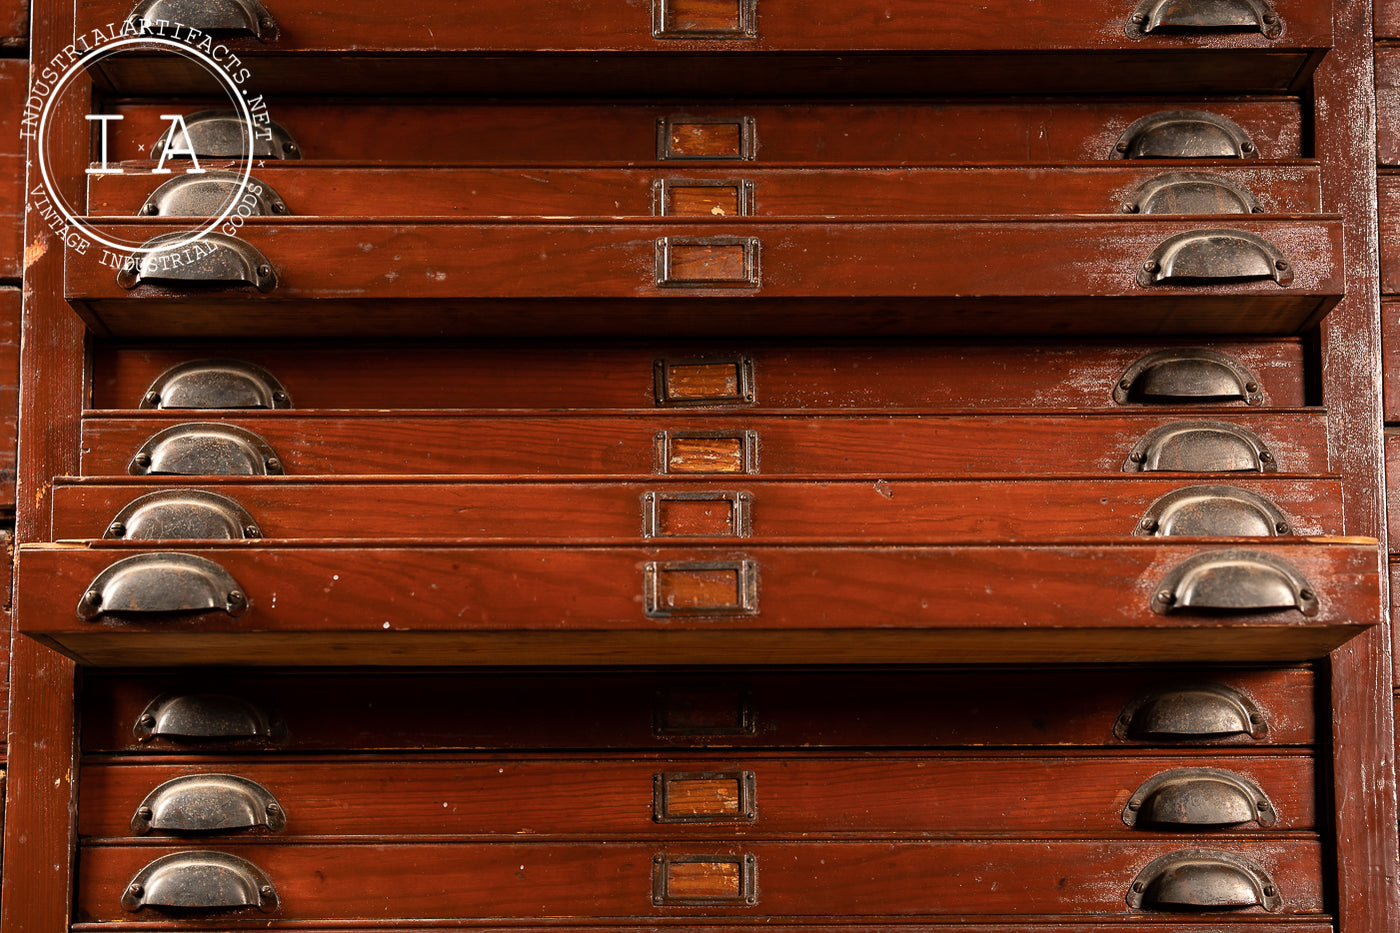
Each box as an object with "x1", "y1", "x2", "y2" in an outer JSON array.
[
  {"x1": 1156, "y1": 589, "x2": 1175, "y2": 605},
  {"x1": 107, "y1": 522, "x2": 127, "y2": 538}
]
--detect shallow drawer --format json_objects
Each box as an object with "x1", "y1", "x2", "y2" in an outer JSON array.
[
  {"x1": 78, "y1": 753, "x2": 1317, "y2": 838},
  {"x1": 90, "y1": 340, "x2": 1314, "y2": 411},
  {"x1": 60, "y1": 924, "x2": 1345, "y2": 933},
  {"x1": 0, "y1": 288, "x2": 18, "y2": 512},
  {"x1": 80, "y1": 666, "x2": 1321, "y2": 752},
  {"x1": 76, "y1": 839, "x2": 1324, "y2": 921},
  {"x1": 98, "y1": 98, "x2": 1304, "y2": 164},
  {"x1": 67, "y1": 219, "x2": 1343, "y2": 339},
  {"x1": 87, "y1": 163, "x2": 1325, "y2": 220},
  {"x1": 1377, "y1": 173, "x2": 1400, "y2": 293},
  {"x1": 1385, "y1": 301, "x2": 1400, "y2": 421},
  {"x1": 1387, "y1": 435, "x2": 1400, "y2": 554},
  {"x1": 19, "y1": 540, "x2": 1380, "y2": 666},
  {"x1": 50, "y1": 476, "x2": 1346, "y2": 543},
  {"x1": 78, "y1": 412, "x2": 1332, "y2": 477}
]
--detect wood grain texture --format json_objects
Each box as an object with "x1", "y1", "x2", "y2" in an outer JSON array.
[
  {"x1": 73, "y1": 839, "x2": 1326, "y2": 921},
  {"x1": 0, "y1": 288, "x2": 18, "y2": 511},
  {"x1": 77, "y1": 411, "x2": 1334, "y2": 477},
  {"x1": 89, "y1": 340, "x2": 1314, "y2": 412},
  {"x1": 48, "y1": 476, "x2": 1348, "y2": 542},
  {"x1": 101, "y1": 99, "x2": 1305, "y2": 163},
  {"x1": 17, "y1": 541, "x2": 1380, "y2": 665},
  {"x1": 84, "y1": 163, "x2": 1326, "y2": 219},
  {"x1": 77, "y1": 753, "x2": 1318, "y2": 838},
  {"x1": 79, "y1": 666, "x2": 1321, "y2": 752},
  {"x1": 0, "y1": 60, "x2": 25, "y2": 279}
]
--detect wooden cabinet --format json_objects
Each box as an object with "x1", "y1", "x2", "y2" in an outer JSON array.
[{"x1": 7, "y1": 0, "x2": 1398, "y2": 930}]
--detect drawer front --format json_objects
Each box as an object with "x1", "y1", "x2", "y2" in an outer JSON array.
[
  {"x1": 98, "y1": 99, "x2": 1305, "y2": 163},
  {"x1": 1379, "y1": 47, "x2": 1400, "y2": 166},
  {"x1": 79, "y1": 754, "x2": 1317, "y2": 837},
  {"x1": 0, "y1": 60, "x2": 23, "y2": 280},
  {"x1": 49, "y1": 477, "x2": 1346, "y2": 542},
  {"x1": 1378, "y1": 173, "x2": 1400, "y2": 293},
  {"x1": 1385, "y1": 301, "x2": 1400, "y2": 421},
  {"x1": 87, "y1": 164, "x2": 1325, "y2": 219},
  {"x1": 77, "y1": 413, "x2": 1332, "y2": 477},
  {"x1": 79, "y1": 666, "x2": 1320, "y2": 752},
  {"x1": 75, "y1": 839, "x2": 1325, "y2": 921},
  {"x1": 0, "y1": 288, "x2": 16, "y2": 512},
  {"x1": 77, "y1": 0, "x2": 1331, "y2": 55},
  {"x1": 20, "y1": 541, "x2": 1379, "y2": 666},
  {"x1": 90, "y1": 340, "x2": 1313, "y2": 412}
]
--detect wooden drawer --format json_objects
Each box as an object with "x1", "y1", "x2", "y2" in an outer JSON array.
[
  {"x1": 1384, "y1": 301, "x2": 1400, "y2": 421},
  {"x1": 97, "y1": 99, "x2": 1305, "y2": 164},
  {"x1": 1376, "y1": 47, "x2": 1400, "y2": 166},
  {"x1": 0, "y1": 288, "x2": 17, "y2": 512},
  {"x1": 67, "y1": 925, "x2": 1337, "y2": 933},
  {"x1": 66, "y1": 219, "x2": 1343, "y2": 339},
  {"x1": 78, "y1": 753, "x2": 1318, "y2": 838},
  {"x1": 76, "y1": 411, "x2": 1332, "y2": 477},
  {"x1": 75, "y1": 839, "x2": 1325, "y2": 921},
  {"x1": 87, "y1": 163, "x2": 1325, "y2": 220},
  {"x1": 18, "y1": 540, "x2": 1380, "y2": 666},
  {"x1": 90, "y1": 340, "x2": 1314, "y2": 412},
  {"x1": 79, "y1": 666, "x2": 1322, "y2": 752},
  {"x1": 49, "y1": 477, "x2": 1347, "y2": 542},
  {"x1": 1376, "y1": 172, "x2": 1400, "y2": 294}
]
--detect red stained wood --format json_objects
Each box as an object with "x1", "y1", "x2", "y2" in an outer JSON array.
[
  {"x1": 18, "y1": 541, "x2": 1380, "y2": 666},
  {"x1": 72, "y1": 0, "x2": 1332, "y2": 54},
  {"x1": 100, "y1": 99, "x2": 1305, "y2": 164},
  {"x1": 89, "y1": 340, "x2": 1313, "y2": 411},
  {"x1": 77, "y1": 753, "x2": 1318, "y2": 838},
  {"x1": 48, "y1": 476, "x2": 1347, "y2": 542},
  {"x1": 73, "y1": 839, "x2": 1325, "y2": 922},
  {"x1": 0, "y1": 61, "x2": 24, "y2": 279},
  {"x1": 63, "y1": 219, "x2": 1344, "y2": 339},
  {"x1": 1378, "y1": 47, "x2": 1400, "y2": 166},
  {"x1": 79, "y1": 666, "x2": 1321, "y2": 752},
  {"x1": 85, "y1": 163, "x2": 1326, "y2": 219},
  {"x1": 1377, "y1": 173, "x2": 1400, "y2": 293},
  {"x1": 77, "y1": 411, "x2": 1334, "y2": 477},
  {"x1": 0, "y1": 288, "x2": 18, "y2": 510},
  {"x1": 1384, "y1": 301, "x2": 1400, "y2": 420}
]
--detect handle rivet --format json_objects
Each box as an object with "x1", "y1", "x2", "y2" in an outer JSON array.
[
  {"x1": 1131, "y1": 882, "x2": 1144, "y2": 893},
  {"x1": 1118, "y1": 377, "x2": 1132, "y2": 390},
  {"x1": 138, "y1": 713, "x2": 156, "y2": 727},
  {"x1": 107, "y1": 521, "x2": 127, "y2": 538},
  {"x1": 1139, "y1": 518, "x2": 1158, "y2": 532},
  {"x1": 1156, "y1": 589, "x2": 1175, "y2": 605},
  {"x1": 1264, "y1": 884, "x2": 1277, "y2": 897},
  {"x1": 143, "y1": 391, "x2": 161, "y2": 405},
  {"x1": 1257, "y1": 800, "x2": 1271, "y2": 810},
  {"x1": 1120, "y1": 201, "x2": 1138, "y2": 214},
  {"x1": 228, "y1": 590, "x2": 246, "y2": 607},
  {"x1": 1259, "y1": 450, "x2": 1274, "y2": 463},
  {"x1": 128, "y1": 883, "x2": 144, "y2": 896},
  {"x1": 1275, "y1": 521, "x2": 1289, "y2": 534},
  {"x1": 1115, "y1": 140, "x2": 1130, "y2": 153},
  {"x1": 1129, "y1": 451, "x2": 1145, "y2": 463},
  {"x1": 132, "y1": 452, "x2": 152, "y2": 469},
  {"x1": 1241, "y1": 141, "x2": 1256, "y2": 153},
  {"x1": 1299, "y1": 587, "x2": 1315, "y2": 601},
  {"x1": 266, "y1": 802, "x2": 281, "y2": 814},
  {"x1": 244, "y1": 524, "x2": 262, "y2": 538},
  {"x1": 260, "y1": 885, "x2": 275, "y2": 898},
  {"x1": 136, "y1": 806, "x2": 153, "y2": 819},
  {"x1": 81, "y1": 589, "x2": 102, "y2": 608},
  {"x1": 1275, "y1": 259, "x2": 1289, "y2": 271},
  {"x1": 1142, "y1": 260, "x2": 1159, "y2": 273},
  {"x1": 265, "y1": 457, "x2": 282, "y2": 471},
  {"x1": 1127, "y1": 799, "x2": 1140, "y2": 811},
  {"x1": 1245, "y1": 381, "x2": 1260, "y2": 393},
  {"x1": 1130, "y1": 12, "x2": 1146, "y2": 22},
  {"x1": 1263, "y1": 11, "x2": 1279, "y2": 23}
]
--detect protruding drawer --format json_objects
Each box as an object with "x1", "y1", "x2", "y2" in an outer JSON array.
[
  {"x1": 78, "y1": 754, "x2": 1316, "y2": 838},
  {"x1": 65, "y1": 219, "x2": 1341, "y2": 339},
  {"x1": 74, "y1": 839, "x2": 1324, "y2": 921},
  {"x1": 19, "y1": 540, "x2": 1379, "y2": 667},
  {"x1": 49, "y1": 477, "x2": 1345, "y2": 542},
  {"x1": 77, "y1": 413, "x2": 1332, "y2": 477}
]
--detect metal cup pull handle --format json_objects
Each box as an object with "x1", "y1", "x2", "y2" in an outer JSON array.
[
  {"x1": 122, "y1": 851, "x2": 278, "y2": 912},
  {"x1": 1126, "y1": 849, "x2": 1282, "y2": 911},
  {"x1": 1126, "y1": 0, "x2": 1284, "y2": 39},
  {"x1": 117, "y1": 232, "x2": 277, "y2": 292},
  {"x1": 1113, "y1": 348, "x2": 1263, "y2": 405},
  {"x1": 78, "y1": 553, "x2": 250, "y2": 620},
  {"x1": 1137, "y1": 229, "x2": 1292, "y2": 287},
  {"x1": 1150, "y1": 549, "x2": 1318, "y2": 616},
  {"x1": 1122, "y1": 768, "x2": 1276, "y2": 828},
  {"x1": 128, "y1": 0, "x2": 278, "y2": 38},
  {"x1": 132, "y1": 773, "x2": 287, "y2": 835}
]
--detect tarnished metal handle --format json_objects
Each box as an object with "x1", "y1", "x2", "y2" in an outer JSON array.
[
  {"x1": 1123, "y1": 421, "x2": 1277, "y2": 473},
  {"x1": 1151, "y1": 549, "x2": 1318, "y2": 616},
  {"x1": 1114, "y1": 348, "x2": 1263, "y2": 406},
  {"x1": 1134, "y1": 485, "x2": 1290, "y2": 537},
  {"x1": 1115, "y1": 682, "x2": 1267, "y2": 741},
  {"x1": 1137, "y1": 229, "x2": 1292, "y2": 287},
  {"x1": 141, "y1": 359, "x2": 291, "y2": 410},
  {"x1": 129, "y1": 423, "x2": 284, "y2": 477},
  {"x1": 132, "y1": 774, "x2": 286, "y2": 835},
  {"x1": 117, "y1": 232, "x2": 277, "y2": 292},
  {"x1": 135, "y1": 693, "x2": 284, "y2": 742},
  {"x1": 78, "y1": 553, "x2": 250, "y2": 621},
  {"x1": 1126, "y1": 849, "x2": 1282, "y2": 911},
  {"x1": 140, "y1": 171, "x2": 289, "y2": 218},
  {"x1": 122, "y1": 851, "x2": 277, "y2": 912},
  {"x1": 106, "y1": 490, "x2": 262, "y2": 541},
  {"x1": 150, "y1": 109, "x2": 299, "y2": 160},
  {"x1": 128, "y1": 0, "x2": 278, "y2": 38},
  {"x1": 1126, "y1": 0, "x2": 1283, "y2": 39},
  {"x1": 1112, "y1": 110, "x2": 1258, "y2": 159},
  {"x1": 1120, "y1": 172, "x2": 1264, "y2": 216},
  {"x1": 1123, "y1": 768, "x2": 1276, "y2": 828}
]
